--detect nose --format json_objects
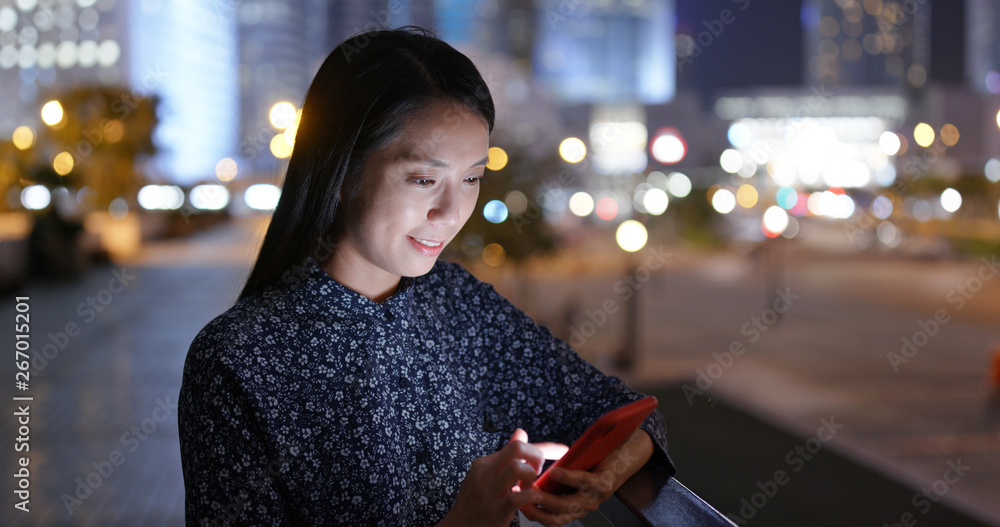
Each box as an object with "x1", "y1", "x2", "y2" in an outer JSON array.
[{"x1": 427, "y1": 183, "x2": 461, "y2": 228}]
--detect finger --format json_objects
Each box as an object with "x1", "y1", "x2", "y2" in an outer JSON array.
[
  {"x1": 500, "y1": 456, "x2": 542, "y2": 489},
  {"x1": 502, "y1": 439, "x2": 546, "y2": 474},
  {"x1": 535, "y1": 442, "x2": 569, "y2": 461},
  {"x1": 507, "y1": 487, "x2": 543, "y2": 509},
  {"x1": 520, "y1": 496, "x2": 584, "y2": 527},
  {"x1": 548, "y1": 467, "x2": 613, "y2": 498},
  {"x1": 530, "y1": 487, "x2": 601, "y2": 519},
  {"x1": 510, "y1": 428, "x2": 528, "y2": 444}
]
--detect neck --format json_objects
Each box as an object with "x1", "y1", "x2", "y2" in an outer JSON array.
[{"x1": 322, "y1": 247, "x2": 400, "y2": 303}]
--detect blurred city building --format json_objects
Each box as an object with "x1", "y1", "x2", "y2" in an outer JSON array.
[
  {"x1": 0, "y1": 0, "x2": 239, "y2": 184},
  {"x1": 1, "y1": 0, "x2": 998, "y2": 275}
]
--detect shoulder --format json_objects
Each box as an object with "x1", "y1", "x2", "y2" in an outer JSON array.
[{"x1": 185, "y1": 284, "x2": 292, "y2": 371}]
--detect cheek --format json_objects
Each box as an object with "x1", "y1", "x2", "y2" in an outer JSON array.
[{"x1": 461, "y1": 188, "x2": 481, "y2": 222}]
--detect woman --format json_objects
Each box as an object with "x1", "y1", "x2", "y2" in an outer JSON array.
[{"x1": 179, "y1": 27, "x2": 674, "y2": 526}]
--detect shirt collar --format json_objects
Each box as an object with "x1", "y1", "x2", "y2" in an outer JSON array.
[{"x1": 294, "y1": 258, "x2": 415, "y2": 321}]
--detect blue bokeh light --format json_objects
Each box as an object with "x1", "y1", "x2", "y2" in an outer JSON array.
[
  {"x1": 483, "y1": 200, "x2": 508, "y2": 223},
  {"x1": 776, "y1": 187, "x2": 798, "y2": 210}
]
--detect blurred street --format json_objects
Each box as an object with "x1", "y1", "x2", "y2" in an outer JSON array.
[{"x1": 1, "y1": 216, "x2": 997, "y2": 526}]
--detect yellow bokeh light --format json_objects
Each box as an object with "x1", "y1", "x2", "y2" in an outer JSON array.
[
  {"x1": 269, "y1": 101, "x2": 297, "y2": 129},
  {"x1": 53, "y1": 151, "x2": 74, "y2": 175},
  {"x1": 12, "y1": 126, "x2": 35, "y2": 150},
  {"x1": 104, "y1": 119, "x2": 124, "y2": 143},
  {"x1": 41, "y1": 100, "x2": 64, "y2": 126},
  {"x1": 736, "y1": 184, "x2": 758, "y2": 208},
  {"x1": 483, "y1": 243, "x2": 506, "y2": 267},
  {"x1": 283, "y1": 109, "x2": 302, "y2": 146},
  {"x1": 615, "y1": 220, "x2": 648, "y2": 252},
  {"x1": 863, "y1": 0, "x2": 883, "y2": 15},
  {"x1": 568, "y1": 191, "x2": 594, "y2": 216},
  {"x1": 940, "y1": 124, "x2": 959, "y2": 147},
  {"x1": 559, "y1": 137, "x2": 586, "y2": 163},
  {"x1": 486, "y1": 146, "x2": 508, "y2": 171},
  {"x1": 215, "y1": 157, "x2": 238, "y2": 182},
  {"x1": 996, "y1": 109, "x2": 1000, "y2": 130},
  {"x1": 270, "y1": 133, "x2": 294, "y2": 158},
  {"x1": 913, "y1": 123, "x2": 935, "y2": 148}
]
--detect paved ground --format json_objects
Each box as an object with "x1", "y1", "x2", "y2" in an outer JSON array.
[{"x1": 1, "y1": 216, "x2": 997, "y2": 526}]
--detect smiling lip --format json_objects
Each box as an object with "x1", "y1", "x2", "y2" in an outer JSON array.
[{"x1": 408, "y1": 236, "x2": 445, "y2": 257}]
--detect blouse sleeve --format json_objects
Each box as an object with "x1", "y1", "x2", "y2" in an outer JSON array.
[
  {"x1": 467, "y1": 270, "x2": 676, "y2": 476},
  {"x1": 178, "y1": 329, "x2": 293, "y2": 526}
]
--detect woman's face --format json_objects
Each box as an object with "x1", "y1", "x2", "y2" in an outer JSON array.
[{"x1": 330, "y1": 100, "x2": 489, "y2": 294}]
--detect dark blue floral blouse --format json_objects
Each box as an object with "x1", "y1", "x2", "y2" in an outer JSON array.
[{"x1": 179, "y1": 258, "x2": 673, "y2": 526}]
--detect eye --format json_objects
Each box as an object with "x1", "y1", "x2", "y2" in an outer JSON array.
[
  {"x1": 464, "y1": 175, "x2": 484, "y2": 185},
  {"x1": 410, "y1": 178, "x2": 434, "y2": 187}
]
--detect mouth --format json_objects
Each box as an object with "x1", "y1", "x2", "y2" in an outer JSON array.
[
  {"x1": 407, "y1": 235, "x2": 446, "y2": 257},
  {"x1": 410, "y1": 237, "x2": 442, "y2": 248}
]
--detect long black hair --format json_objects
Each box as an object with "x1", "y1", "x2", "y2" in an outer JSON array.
[{"x1": 239, "y1": 27, "x2": 495, "y2": 300}]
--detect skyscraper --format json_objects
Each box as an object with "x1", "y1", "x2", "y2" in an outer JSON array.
[
  {"x1": 802, "y1": 0, "x2": 930, "y2": 90},
  {"x1": 0, "y1": 0, "x2": 239, "y2": 185},
  {"x1": 533, "y1": 0, "x2": 675, "y2": 105}
]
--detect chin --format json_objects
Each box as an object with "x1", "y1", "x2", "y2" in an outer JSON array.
[{"x1": 398, "y1": 258, "x2": 438, "y2": 278}]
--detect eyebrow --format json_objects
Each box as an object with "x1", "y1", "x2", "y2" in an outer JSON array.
[{"x1": 398, "y1": 152, "x2": 489, "y2": 169}]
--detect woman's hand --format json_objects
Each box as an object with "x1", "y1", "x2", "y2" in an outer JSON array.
[
  {"x1": 437, "y1": 429, "x2": 568, "y2": 527},
  {"x1": 519, "y1": 429, "x2": 654, "y2": 527}
]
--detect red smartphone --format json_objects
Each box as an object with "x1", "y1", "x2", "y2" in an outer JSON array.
[{"x1": 534, "y1": 396, "x2": 658, "y2": 495}]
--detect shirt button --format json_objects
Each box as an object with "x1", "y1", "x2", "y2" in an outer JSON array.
[
  {"x1": 398, "y1": 376, "x2": 410, "y2": 388},
  {"x1": 415, "y1": 451, "x2": 430, "y2": 464},
  {"x1": 383, "y1": 310, "x2": 394, "y2": 321}
]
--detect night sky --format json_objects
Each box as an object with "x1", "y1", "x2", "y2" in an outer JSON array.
[
  {"x1": 675, "y1": 0, "x2": 804, "y2": 95},
  {"x1": 674, "y1": 0, "x2": 968, "y2": 94}
]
